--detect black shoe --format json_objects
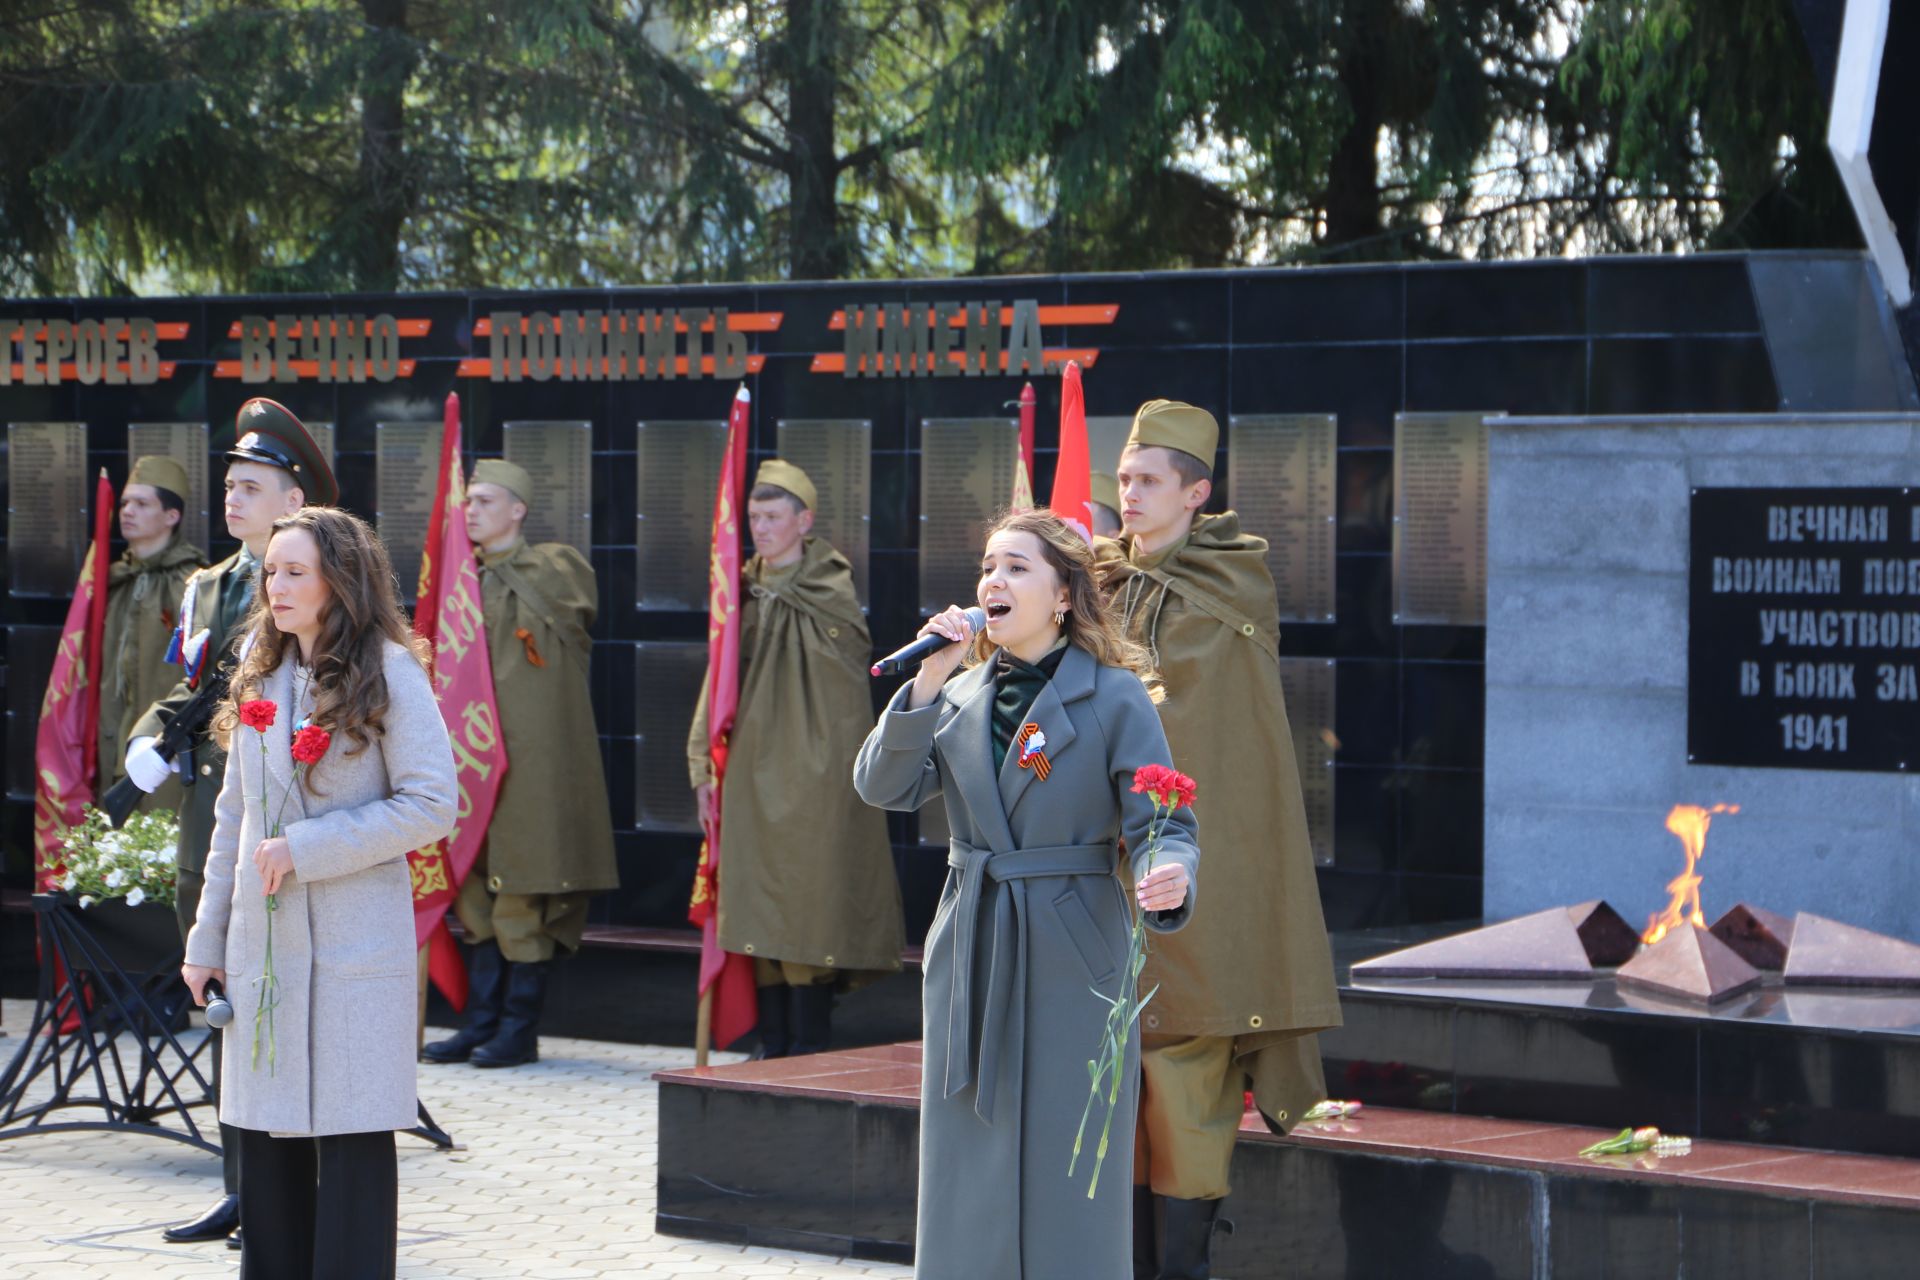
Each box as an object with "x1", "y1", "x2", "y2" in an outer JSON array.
[
  {"x1": 752, "y1": 984, "x2": 792, "y2": 1059},
  {"x1": 471, "y1": 960, "x2": 548, "y2": 1068},
  {"x1": 421, "y1": 941, "x2": 508, "y2": 1064},
  {"x1": 161, "y1": 1193, "x2": 240, "y2": 1243},
  {"x1": 1155, "y1": 1196, "x2": 1231, "y2": 1280},
  {"x1": 788, "y1": 982, "x2": 834, "y2": 1056},
  {"x1": 1133, "y1": 1186, "x2": 1157, "y2": 1279},
  {"x1": 227, "y1": 1228, "x2": 242, "y2": 1252}
]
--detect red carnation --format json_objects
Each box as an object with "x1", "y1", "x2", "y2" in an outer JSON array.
[
  {"x1": 1131, "y1": 764, "x2": 1197, "y2": 810},
  {"x1": 291, "y1": 725, "x2": 332, "y2": 766},
  {"x1": 238, "y1": 699, "x2": 278, "y2": 733}
]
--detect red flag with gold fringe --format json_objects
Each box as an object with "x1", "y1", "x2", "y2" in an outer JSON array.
[
  {"x1": 690, "y1": 384, "x2": 757, "y2": 1052},
  {"x1": 408, "y1": 393, "x2": 509, "y2": 1009},
  {"x1": 32, "y1": 470, "x2": 112, "y2": 887}
]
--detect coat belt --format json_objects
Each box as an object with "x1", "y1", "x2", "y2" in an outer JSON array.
[{"x1": 943, "y1": 840, "x2": 1115, "y2": 1123}]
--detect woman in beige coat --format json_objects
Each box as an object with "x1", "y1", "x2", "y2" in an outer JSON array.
[{"x1": 182, "y1": 507, "x2": 456, "y2": 1280}]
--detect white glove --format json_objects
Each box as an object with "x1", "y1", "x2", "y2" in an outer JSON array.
[{"x1": 124, "y1": 737, "x2": 171, "y2": 793}]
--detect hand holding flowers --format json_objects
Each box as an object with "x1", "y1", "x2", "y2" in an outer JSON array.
[
  {"x1": 238, "y1": 699, "x2": 332, "y2": 1074},
  {"x1": 1068, "y1": 763, "x2": 1197, "y2": 1199}
]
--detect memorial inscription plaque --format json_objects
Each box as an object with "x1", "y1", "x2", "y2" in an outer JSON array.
[
  {"x1": 127, "y1": 421, "x2": 210, "y2": 552},
  {"x1": 1229, "y1": 415, "x2": 1337, "y2": 623},
  {"x1": 504, "y1": 420, "x2": 592, "y2": 558},
  {"x1": 307, "y1": 422, "x2": 336, "y2": 471},
  {"x1": 375, "y1": 420, "x2": 442, "y2": 596},
  {"x1": 1689, "y1": 487, "x2": 1920, "y2": 773},
  {"x1": 1392, "y1": 413, "x2": 1488, "y2": 626},
  {"x1": 635, "y1": 420, "x2": 727, "y2": 611},
  {"x1": 6, "y1": 422, "x2": 88, "y2": 597},
  {"x1": 1278, "y1": 657, "x2": 1337, "y2": 865},
  {"x1": 635, "y1": 641, "x2": 707, "y2": 832},
  {"x1": 1086, "y1": 415, "x2": 1133, "y2": 486},
  {"x1": 776, "y1": 419, "x2": 872, "y2": 603},
  {"x1": 919, "y1": 418, "x2": 1016, "y2": 614}
]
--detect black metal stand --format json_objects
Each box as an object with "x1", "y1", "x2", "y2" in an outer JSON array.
[
  {"x1": 409, "y1": 1098, "x2": 458, "y2": 1150},
  {"x1": 0, "y1": 895, "x2": 219, "y2": 1152}
]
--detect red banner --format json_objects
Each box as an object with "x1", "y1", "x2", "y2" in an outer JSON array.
[
  {"x1": 1051, "y1": 360, "x2": 1093, "y2": 541},
  {"x1": 1012, "y1": 381, "x2": 1036, "y2": 512},
  {"x1": 407, "y1": 393, "x2": 509, "y2": 1009},
  {"x1": 689, "y1": 384, "x2": 757, "y2": 1051},
  {"x1": 33, "y1": 472, "x2": 113, "y2": 886}
]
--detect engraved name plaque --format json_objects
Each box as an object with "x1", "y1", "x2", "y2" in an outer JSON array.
[
  {"x1": 776, "y1": 419, "x2": 872, "y2": 604},
  {"x1": 127, "y1": 421, "x2": 210, "y2": 552},
  {"x1": 375, "y1": 420, "x2": 443, "y2": 597},
  {"x1": 635, "y1": 420, "x2": 728, "y2": 611},
  {"x1": 1086, "y1": 416, "x2": 1134, "y2": 487},
  {"x1": 6, "y1": 422, "x2": 88, "y2": 597},
  {"x1": 919, "y1": 418, "x2": 1017, "y2": 615},
  {"x1": 504, "y1": 420, "x2": 593, "y2": 558},
  {"x1": 1392, "y1": 413, "x2": 1488, "y2": 626},
  {"x1": 307, "y1": 422, "x2": 336, "y2": 474},
  {"x1": 1278, "y1": 657, "x2": 1337, "y2": 866},
  {"x1": 1229, "y1": 415, "x2": 1337, "y2": 623},
  {"x1": 635, "y1": 641, "x2": 708, "y2": 832}
]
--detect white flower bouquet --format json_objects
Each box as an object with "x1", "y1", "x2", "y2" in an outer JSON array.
[{"x1": 57, "y1": 805, "x2": 179, "y2": 910}]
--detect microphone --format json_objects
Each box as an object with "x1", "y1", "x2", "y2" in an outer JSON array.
[
  {"x1": 203, "y1": 979, "x2": 234, "y2": 1029},
  {"x1": 871, "y1": 607, "x2": 987, "y2": 677}
]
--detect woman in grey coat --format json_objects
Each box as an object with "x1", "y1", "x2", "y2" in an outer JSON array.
[
  {"x1": 182, "y1": 507, "x2": 456, "y2": 1280},
  {"x1": 854, "y1": 510, "x2": 1200, "y2": 1280}
]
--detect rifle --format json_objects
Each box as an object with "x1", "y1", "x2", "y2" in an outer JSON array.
[{"x1": 100, "y1": 639, "x2": 235, "y2": 829}]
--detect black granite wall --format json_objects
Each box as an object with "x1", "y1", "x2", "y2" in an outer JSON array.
[{"x1": 4, "y1": 252, "x2": 1912, "y2": 941}]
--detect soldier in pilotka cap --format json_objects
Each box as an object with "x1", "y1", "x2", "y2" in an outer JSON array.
[
  {"x1": 686, "y1": 459, "x2": 903, "y2": 1056},
  {"x1": 98, "y1": 456, "x2": 207, "y2": 810},
  {"x1": 1094, "y1": 400, "x2": 1341, "y2": 1280},
  {"x1": 422, "y1": 458, "x2": 619, "y2": 1069},
  {"x1": 124, "y1": 397, "x2": 335, "y2": 1248}
]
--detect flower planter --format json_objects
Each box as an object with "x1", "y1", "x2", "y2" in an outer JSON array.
[{"x1": 60, "y1": 896, "x2": 182, "y2": 975}]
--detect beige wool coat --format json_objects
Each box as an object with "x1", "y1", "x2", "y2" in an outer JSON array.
[{"x1": 185, "y1": 640, "x2": 457, "y2": 1137}]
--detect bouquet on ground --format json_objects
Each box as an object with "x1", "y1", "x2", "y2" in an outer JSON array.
[
  {"x1": 55, "y1": 804, "x2": 180, "y2": 908},
  {"x1": 238, "y1": 698, "x2": 331, "y2": 1074},
  {"x1": 1069, "y1": 763, "x2": 1198, "y2": 1198},
  {"x1": 1579, "y1": 1126, "x2": 1692, "y2": 1158}
]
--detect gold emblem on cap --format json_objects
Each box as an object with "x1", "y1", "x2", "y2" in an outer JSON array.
[{"x1": 248, "y1": 401, "x2": 268, "y2": 417}]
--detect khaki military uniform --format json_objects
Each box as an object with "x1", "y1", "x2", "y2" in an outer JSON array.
[
  {"x1": 133, "y1": 548, "x2": 259, "y2": 939},
  {"x1": 459, "y1": 538, "x2": 619, "y2": 962},
  {"x1": 686, "y1": 539, "x2": 904, "y2": 988},
  {"x1": 1096, "y1": 513, "x2": 1342, "y2": 1200},
  {"x1": 97, "y1": 538, "x2": 205, "y2": 811}
]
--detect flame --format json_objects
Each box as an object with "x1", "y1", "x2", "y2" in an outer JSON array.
[{"x1": 1642, "y1": 803, "x2": 1740, "y2": 945}]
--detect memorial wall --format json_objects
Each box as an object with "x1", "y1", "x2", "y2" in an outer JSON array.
[{"x1": 3, "y1": 252, "x2": 1912, "y2": 937}]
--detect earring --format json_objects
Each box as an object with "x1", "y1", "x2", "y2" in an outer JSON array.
[{"x1": 1053, "y1": 608, "x2": 1067, "y2": 625}]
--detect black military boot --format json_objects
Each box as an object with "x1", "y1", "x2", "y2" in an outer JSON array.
[
  {"x1": 421, "y1": 941, "x2": 507, "y2": 1064},
  {"x1": 162, "y1": 1192, "x2": 239, "y2": 1244},
  {"x1": 1155, "y1": 1196, "x2": 1232, "y2": 1280},
  {"x1": 1132, "y1": 1185, "x2": 1157, "y2": 1279},
  {"x1": 787, "y1": 982, "x2": 835, "y2": 1056},
  {"x1": 472, "y1": 960, "x2": 548, "y2": 1068},
  {"x1": 753, "y1": 984, "x2": 792, "y2": 1059}
]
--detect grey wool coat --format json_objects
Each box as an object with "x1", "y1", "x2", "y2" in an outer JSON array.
[
  {"x1": 185, "y1": 640, "x2": 457, "y2": 1137},
  {"x1": 853, "y1": 644, "x2": 1200, "y2": 1280}
]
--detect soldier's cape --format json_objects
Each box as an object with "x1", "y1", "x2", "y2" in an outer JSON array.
[
  {"x1": 1096, "y1": 512, "x2": 1342, "y2": 1131},
  {"x1": 688, "y1": 538, "x2": 904, "y2": 979}
]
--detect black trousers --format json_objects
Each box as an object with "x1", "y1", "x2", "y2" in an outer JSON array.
[{"x1": 236, "y1": 1127, "x2": 397, "y2": 1280}]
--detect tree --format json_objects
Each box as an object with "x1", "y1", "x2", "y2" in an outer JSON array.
[{"x1": 927, "y1": 0, "x2": 1858, "y2": 271}]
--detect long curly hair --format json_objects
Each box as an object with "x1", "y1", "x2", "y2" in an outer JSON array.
[
  {"x1": 216, "y1": 507, "x2": 429, "y2": 774},
  {"x1": 965, "y1": 509, "x2": 1163, "y2": 702}
]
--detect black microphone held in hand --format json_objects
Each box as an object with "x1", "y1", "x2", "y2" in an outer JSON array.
[
  {"x1": 870, "y1": 607, "x2": 987, "y2": 677},
  {"x1": 203, "y1": 979, "x2": 234, "y2": 1029}
]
